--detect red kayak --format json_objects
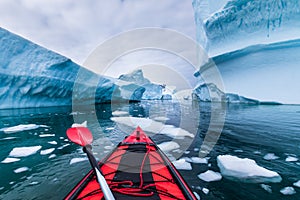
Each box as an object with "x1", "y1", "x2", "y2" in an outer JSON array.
[{"x1": 65, "y1": 126, "x2": 197, "y2": 200}]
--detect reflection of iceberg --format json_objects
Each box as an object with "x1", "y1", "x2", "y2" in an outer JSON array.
[
  {"x1": 193, "y1": 0, "x2": 300, "y2": 104},
  {"x1": 0, "y1": 28, "x2": 144, "y2": 109}
]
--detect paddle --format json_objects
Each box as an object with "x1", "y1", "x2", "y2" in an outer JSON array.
[{"x1": 67, "y1": 127, "x2": 115, "y2": 200}]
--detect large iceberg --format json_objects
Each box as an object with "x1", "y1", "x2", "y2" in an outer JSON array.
[
  {"x1": 193, "y1": 0, "x2": 300, "y2": 104},
  {"x1": 0, "y1": 28, "x2": 145, "y2": 109}
]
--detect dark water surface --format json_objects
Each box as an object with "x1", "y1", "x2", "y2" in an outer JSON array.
[{"x1": 0, "y1": 102, "x2": 299, "y2": 199}]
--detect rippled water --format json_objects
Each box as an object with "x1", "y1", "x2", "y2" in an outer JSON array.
[{"x1": 0, "y1": 101, "x2": 299, "y2": 200}]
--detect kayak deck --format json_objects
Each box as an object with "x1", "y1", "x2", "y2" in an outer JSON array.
[{"x1": 65, "y1": 127, "x2": 196, "y2": 200}]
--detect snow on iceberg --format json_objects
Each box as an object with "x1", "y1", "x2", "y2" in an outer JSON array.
[
  {"x1": 0, "y1": 28, "x2": 145, "y2": 109},
  {"x1": 0, "y1": 124, "x2": 48, "y2": 133},
  {"x1": 9, "y1": 146, "x2": 42, "y2": 157},
  {"x1": 217, "y1": 155, "x2": 282, "y2": 183}
]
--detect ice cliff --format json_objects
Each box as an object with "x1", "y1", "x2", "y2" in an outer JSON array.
[
  {"x1": 0, "y1": 28, "x2": 144, "y2": 109},
  {"x1": 193, "y1": 0, "x2": 300, "y2": 104}
]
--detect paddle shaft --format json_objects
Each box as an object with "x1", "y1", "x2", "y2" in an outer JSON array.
[{"x1": 83, "y1": 146, "x2": 115, "y2": 200}]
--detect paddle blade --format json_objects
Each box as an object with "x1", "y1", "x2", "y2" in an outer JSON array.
[{"x1": 66, "y1": 127, "x2": 93, "y2": 146}]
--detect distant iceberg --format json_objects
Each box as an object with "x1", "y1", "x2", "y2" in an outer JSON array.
[
  {"x1": 119, "y1": 69, "x2": 168, "y2": 100},
  {"x1": 0, "y1": 28, "x2": 145, "y2": 109},
  {"x1": 193, "y1": 82, "x2": 261, "y2": 104}
]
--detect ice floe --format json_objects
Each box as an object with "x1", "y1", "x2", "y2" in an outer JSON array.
[
  {"x1": 193, "y1": 192, "x2": 200, "y2": 200},
  {"x1": 172, "y1": 159, "x2": 192, "y2": 170},
  {"x1": 0, "y1": 137, "x2": 17, "y2": 141},
  {"x1": 40, "y1": 148, "x2": 55, "y2": 155},
  {"x1": 260, "y1": 184, "x2": 272, "y2": 193},
  {"x1": 293, "y1": 180, "x2": 300, "y2": 188},
  {"x1": 72, "y1": 121, "x2": 87, "y2": 128},
  {"x1": 153, "y1": 116, "x2": 170, "y2": 122},
  {"x1": 285, "y1": 156, "x2": 298, "y2": 162},
  {"x1": 39, "y1": 134, "x2": 55, "y2": 137},
  {"x1": 48, "y1": 141, "x2": 57, "y2": 145},
  {"x1": 70, "y1": 157, "x2": 89, "y2": 165},
  {"x1": 280, "y1": 187, "x2": 296, "y2": 195},
  {"x1": 14, "y1": 167, "x2": 29, "y2": 173},
  {"x1": 202, "y1": 188, "x2": 209, "y2": 195},
  {"x1": 48, "y1": 154, "x2": 56, "y2": 159},
  {"x1": 198, "y1": 170, "x2": 222, "y2": 182},
  {"x1": 263, "y1": 153, "x2": 279, "y2": 160},
  {"x1": 57, "y1": 144, "x2": 70, "y2": 150},
  {"x1": 182, "y1": 157, "x2": 208, "y2": 164},
  {"x1": 9, "y1": 146, "x2": 42, "y2": 157},
  {"x1": 1, "y1": 157, "x2": 20, "y2": 163},
  {"x1": 157, "y1": 141, "x2": 180, "y2": 152},
  {"x1": 217, "y1": 155, "x2": 282, "y2": 183},
  {"x1": 112, "y1": 110, "x2": 128, "y2": 116},
  {"x1": 111, "y1": 117, "x2": 194, "y2": 138},
  {"x1": 0, "y1": 124, "x2": 48, "y2": 133}
]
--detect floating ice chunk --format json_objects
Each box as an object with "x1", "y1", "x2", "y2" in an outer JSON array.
[
  {"x1": 48, "y1": 141, "x2": 57, "y2": 145},
  {"x1": 14, "y1": 167, "x2": 29, "y2": 173},
  {"x1": 29, "y1": 181, "x2": 39, "y2": 185},
  {"x1": 217, "y1": 155, "x2": 282, "y2": 183},
  {"x1": 190, "y1": 157, "x2": 208, "y2": 164},
  {"x1": 48, "y1": 154, "x2": 56, "y2": 159},
  {"x1": 70, "y1": 157, "x2": 88, "y2": 165},
  {"x1": 202, "y1": 188, "x2": 209, "y2": 194},
  {"x1": 9, "y1": 146, "x2": 42, "y2": 157},
  {"x1": 57, "y1": 144, "x2": 70, "y2": 150},
  {"x1": 285, "y1": 156, "x2": 298, "y2": 162},
  {"x1": 0, "y1": 124, "x2": 48, "y2": 133},
  {"x1": 158, "y1": 141, "x2": 180, "y2": 152},
  {"x1": 293, "y1": 180, "x2": 300, "y2": 188},
  {"x1": 111, "y1": 117, "x2": 194, "y2": 138},
  {"x1": 0, "y1": 137, "x2": 17, "y2": 141},
  {"x1": 1, "y1": 157, "x2": 20, "y2": 163},
  {"x1": 198, "y1": 170, "x2": 222, "y2": 182},
  {"x1": 112, "y1": 110, "x2": 128, "y2": 116},
  {"x1": 72, "y1": 121, "x2": 87, "y2": 127},
  {"x1": 263, "y1": 153, "x2": 279, "y2": 160},
  {"x1": 260, "y1": 184, "x2": 272, "y2": 193},
  {"x1": 193, "y1": 192, "x2": 200, "y2": 200},
  {"x1": 172, "y1": 159, "x2": 192, "y2": 170},
  {"x1": 40, "y1": 148, "x2": 55, "y2": 155},
  {"x1": 153, "y1": 116, "x2": 170, "y2": 122},
  {"x1": 280, "y1": 187, "x2": 296, "y2": 195},
  {"x1": 39, "y1": 134, "x2": 55, "y2": 137}
]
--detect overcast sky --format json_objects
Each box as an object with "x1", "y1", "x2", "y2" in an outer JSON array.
[{"x1": 0, "y1": 0, "x2": 196, "y2": 65}]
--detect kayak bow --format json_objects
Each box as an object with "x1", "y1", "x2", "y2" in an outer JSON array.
[{"x1": 65, "y1": 126, "x2": 197, "y2": 200}]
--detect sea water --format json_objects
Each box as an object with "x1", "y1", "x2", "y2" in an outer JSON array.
[{"x1": 0, "y1": 101, "x2": 299, "y2": 200}]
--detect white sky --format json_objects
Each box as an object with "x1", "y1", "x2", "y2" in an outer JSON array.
[{"x1": 0, "y1": 0, "x2": 196, "y2": 65}]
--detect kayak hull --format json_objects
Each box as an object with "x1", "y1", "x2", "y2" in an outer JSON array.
[{"x1": 65, "y1": 127, "x2": 196, "y2": 200}]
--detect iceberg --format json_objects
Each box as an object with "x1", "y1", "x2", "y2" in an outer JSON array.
[
  {"x1": 193, "y1": 83, "x2": 260, "y2": 104},
  {"x1": 0, "y1": 28, "x2": 145, "y2": 109},
  {"x1": 193, "y1": 0, "x2": 300, "y2": 104},
  {"x1": 217, "y1": 155, "x2": 282, "y2": 183},
  {"x1": 118, "y1": 69, "x2": 165, "y2": 100}
]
